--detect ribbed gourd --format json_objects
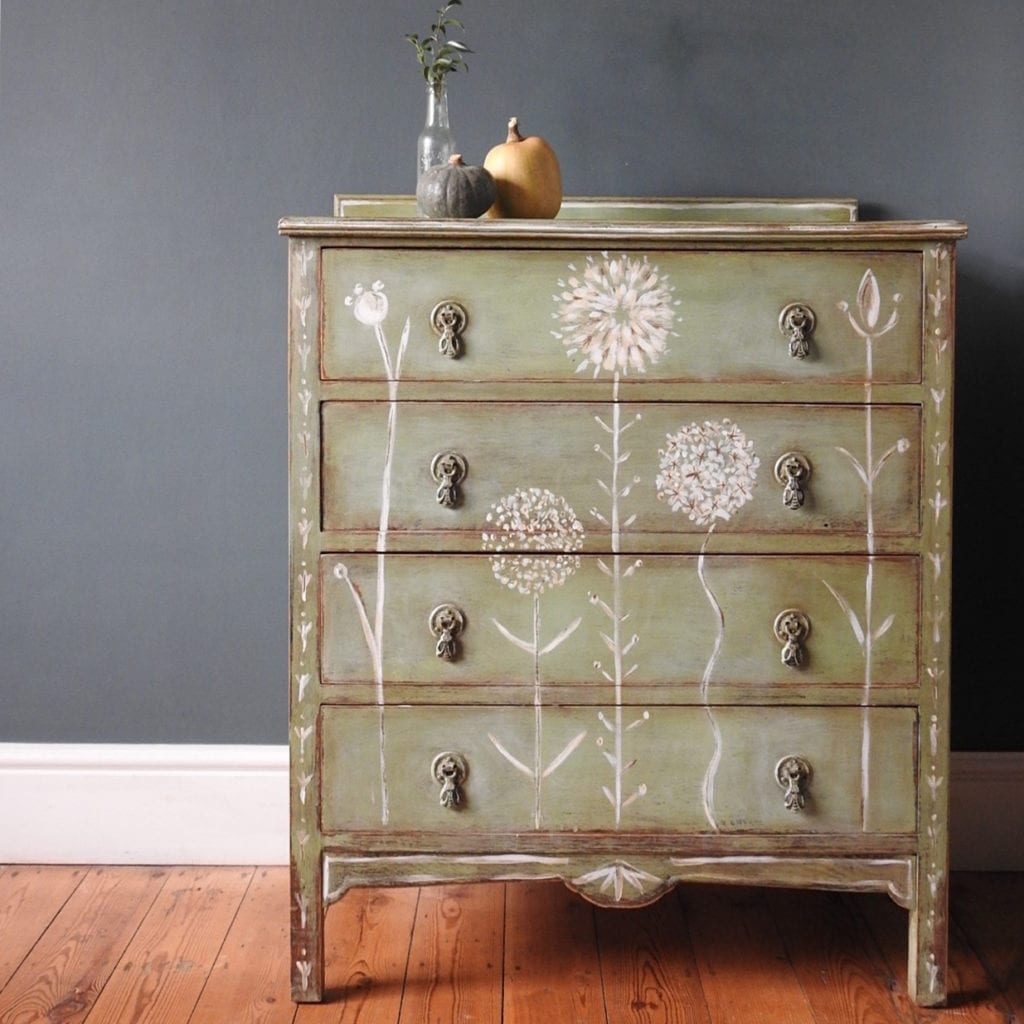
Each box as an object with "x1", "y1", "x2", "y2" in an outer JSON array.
[{"x1": 416, "y1": 154, "x2": 497, "y2": 219}]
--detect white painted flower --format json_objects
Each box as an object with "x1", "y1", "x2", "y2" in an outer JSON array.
[
  {"x1": 344, "y1": 280, "x2": 388, "y2": 325},
  {"x1": 482, "y1": 488, "x2": 585, "y2": 595},
  {"x1": 552, "y1": 253, "x2": 677, "y2": 377},
  {"x1": 656, "y1": 419, "x2": 760, "y2": 526},
  {"x1": 837, "y1": 269, "x2": 900, "y2": 339}
]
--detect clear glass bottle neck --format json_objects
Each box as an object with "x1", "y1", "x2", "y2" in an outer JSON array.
[{"x1": 424, "y1": 82, "x2": 450, "y2": 128}]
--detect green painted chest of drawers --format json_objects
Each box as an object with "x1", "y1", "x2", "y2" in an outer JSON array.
[{"x1": 280, "y1": 197, "x2": 965, "y2": 1006}]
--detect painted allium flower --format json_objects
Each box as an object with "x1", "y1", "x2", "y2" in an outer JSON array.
[
  {"x1": 482, "y1": 488, "x2": 585, "y2": 595},
  {"x1": 344, "y1": 280, "x2": 388, "y2": 325},
  {"x1": 552, "y1": 253, "x2": 677, "y2": 377},
  {"x1": 656, "y1": 419, "x2": 760, "y2": 526}
]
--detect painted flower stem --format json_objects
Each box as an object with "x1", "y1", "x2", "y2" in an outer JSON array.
[
  {"x1": 697, "y1": 522, "x2": 724, "y2": 830},
  {"x1": 862, "y1": 337, "x2": 875, "y2": 828},
  {"x1": 532, "y1": 593, "x2": 542, "y2": 829},
  {"x1": 483, "y1": 486, "x2": 585, "y2": 829},
  {"x1": 336, "y1": 293, "x2": 410, "y2": 827},
  {"x1": 610, "y1": 375, "x2": 625, "y2": 826},
  {"x1": 830, "y1": 269, "x2": 904, "y2": 832}
]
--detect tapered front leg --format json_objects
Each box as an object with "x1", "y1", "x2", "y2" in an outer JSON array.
[
  {"x1": 291, "y1": 857, "x2": 324, "y2": 1002},
  {"x1": 907, "y1": 858, "x2": 948, "y2": 1006}
]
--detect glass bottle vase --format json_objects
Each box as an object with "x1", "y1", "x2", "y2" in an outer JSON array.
[{"x1": 417, "y1": 81, "x2": 456, "y2": 193}]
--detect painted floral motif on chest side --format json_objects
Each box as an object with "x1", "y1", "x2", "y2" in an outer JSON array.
[
  {"x1": 482, "y1": 487, "x2": 587, "y2": 829},
  {"x1": 655, "y1": 418, "x2": 760, "y2": 830},
  {"x1": 330, "y1": 280, "x2": 411, "y2": 827},
  {"x1": 549, "y1": 253, "x2": 680, "y2": 825},
  {"x1": 920, "y1": 243, "x2": 953, "y2": 998},
  {"x1": 824, "y1": 268, "x2": 910, "y2": 831}
]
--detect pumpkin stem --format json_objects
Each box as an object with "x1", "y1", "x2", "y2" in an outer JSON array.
[
  {"x1": 506, "y1": 117, "x2": 525, "y2": 144},
  {"x1": 448, "y1": 154, "x2": 465, "y2": 166}
]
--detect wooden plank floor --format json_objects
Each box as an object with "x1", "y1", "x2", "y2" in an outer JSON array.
[{"x1": 0, "y1": 868, "x2": 1020, "y2": 1023}]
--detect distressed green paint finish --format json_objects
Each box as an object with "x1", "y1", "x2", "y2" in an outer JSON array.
[
  {"x1": 322, "y1": 401, "x2": 921, "y2": 545},
  {"x1": 320, "y1": 554, "x2": 920, "y2": 693},
  {"x1": 909, "y1": 242, "x2": 955, "y2": 1007},
  {"x1": 281, "y1": 201, "x2": 964, "y2": 1008},
  {"x1": 287, "y1": 239, "x2": 323, "y2": 1002},
  {"x1": 320, "y1": 705, "x2": 917, "y2": 835},
  {"x1": 321, "y1": 249, "x2": 922, "y2": 384},
  {"x1": 334, "y1": 195, "x2": 859, "y2": 222},
  {"x1": 323, "y1": 853, "x2": 913, "y2": 910}
]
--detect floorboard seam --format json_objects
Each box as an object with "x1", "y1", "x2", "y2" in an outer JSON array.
[
  {"x1": 948, "y1": 911, "x2": 1019, "y2": 1024},
  {"x1": 591, "y1": 901, "x2": 612, "y2": 1024},
  {"x1": 394, "y1": 886, "x2": 422, "y2": 1024},
  {"x1": 80, "y1": 866, "x2": 176, "y2": 1024},
  {"x1": 3, "y1": 866, "x2": 89, "y2": 997},
  {"x1": 498, "y1": 883, "x2": 507, "y2": 1024},
  {"x1": 182, "y1": 866, "x2": 257, "y2": 1024}
]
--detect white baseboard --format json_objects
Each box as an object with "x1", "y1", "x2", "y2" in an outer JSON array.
[
  {"x1": 1, "y1": 745, "x2": 1020, "y2": 868},
  {"x1": 0, "y1": 744, "x2": 288, "y2": 865}
]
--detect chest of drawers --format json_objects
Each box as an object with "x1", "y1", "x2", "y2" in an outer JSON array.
[{"x1": 280, "y1": 197, "x2": 965, "y2": 1006}]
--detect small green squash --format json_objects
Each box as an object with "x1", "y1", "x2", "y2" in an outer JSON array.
[{"x1": 416, "y1": 154, "x2": 497, "y2": 219}]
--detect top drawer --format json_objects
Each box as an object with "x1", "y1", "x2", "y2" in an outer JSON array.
[{"x1": 321, "y1": 249, "x2": 923, "y2": 384}]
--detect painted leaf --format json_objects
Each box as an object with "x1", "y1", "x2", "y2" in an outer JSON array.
[
  {"x1": 538, "y1": 617, "x2": 582, "y2": 656},
  {"x1": 835, "y1": 446, "x2": 869, "y2": 487},
  {"x1": 488, "y1": 734, "x2": 534, "y2": 777},
  {"x1": 822, "y1": 579, "x2": 865, "y2": 648},
  {"x1": 395, "y1": 316, "x2": 412, "y2": 374},
  {"x1": 873, "y1": 613, "x2": 896, "y2": 642},
  {"x1": 491, "y1": 618, "x2": 535, "y2": 655},
  {"x1": 544, "y1": 731, "x2": 587, "y2": 778},
  {"x1": 602, "y1": 785, "x2": 615, "y2": 806},
  {"x1": 335, "y1": 567, "x2": 380, "y2": 665},
  {"x1": 857, "y1": 268, "x2": 881, "y2": 329}
]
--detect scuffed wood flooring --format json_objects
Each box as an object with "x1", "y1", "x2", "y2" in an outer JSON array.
[{"x1": 0, "y1": 867, "x2": 1019, "y2": 1023}]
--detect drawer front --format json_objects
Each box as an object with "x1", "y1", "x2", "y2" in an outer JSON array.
[
  {"x1": 322, "y1": 401, "x2": 921, "y2": 546},
  {"x1": 322, "y1": 249, "x2": 922, "y2": 383},
  {"x1": 321, "y1": 554, "x2": 920, "y2": 698},
  {"x1": 320, "y1": 705, "x2": 917, "y2": 835}
]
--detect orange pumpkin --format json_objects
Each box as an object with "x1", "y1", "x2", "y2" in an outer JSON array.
[{"x1": 483, "y1": 117, "x2": 562, "y2": 219}]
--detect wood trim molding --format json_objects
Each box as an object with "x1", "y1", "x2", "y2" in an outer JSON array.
[
  {"x1": 278, "y1": 216, "x2": 968, "y2": 244},
  {"x1": 0, "y1": 745, "x2": 1017, "y2": 867},
  {"x1": 0, "y1": 743, "x2": 288, "y2": 865}
]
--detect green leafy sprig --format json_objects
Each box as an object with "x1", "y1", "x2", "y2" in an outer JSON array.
[{"x1": 405, "y1": 1, "x2": 471, "y2": 91}]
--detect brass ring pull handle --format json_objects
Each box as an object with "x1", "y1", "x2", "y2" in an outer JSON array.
[
  {"x1": 431, "y1": 300, "x2": 468, "y2": 359},
  {"x1": 431, "y1": 450, "x2": 468, "y2": 508},
  {"x1": 429, "y1": 603, "x2": 465, "y2": 661},
  {"x1": 776, "y1": 755, "x2": 812, "y2": 812},
  {"x1": 432, "y1": 751, "x2": 468, "y2": 809},
  {"x1": 774, "y1": 608, "x2": 811, "y2": 669},
  {"x1": 779, "y1": 302, "x2": 816, "y2": 360},
  {"x1": 774, "y1": 452, "x2": 811, "y2": 510}
]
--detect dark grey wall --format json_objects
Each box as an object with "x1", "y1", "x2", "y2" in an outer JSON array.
[{"x1": 1, "y1": 1, "x2": 1021, "y2": 748}]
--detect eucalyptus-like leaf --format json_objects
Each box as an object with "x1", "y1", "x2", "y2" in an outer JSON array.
[
  {"x1": 873, "y1": 613, "x2": 896, "y2": 642},
  {"x1": 544, "y1": 732, "x2": 587, "y2": 778},
  {"x1": 488, "y1": 734, "x2": 534, "y2": 777},
  {"x1": 822, "y1": 579, "x2": 865, "y2": 648},
  {"x1": 538, "y1": 617, "x2": 582, "y2": 656},
  {"x1": 491, "y1": 617, "x2": 535, "y2": 655},
  {"x1": 447, "y1": 40, "x2": 471, "y2": 51}
]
